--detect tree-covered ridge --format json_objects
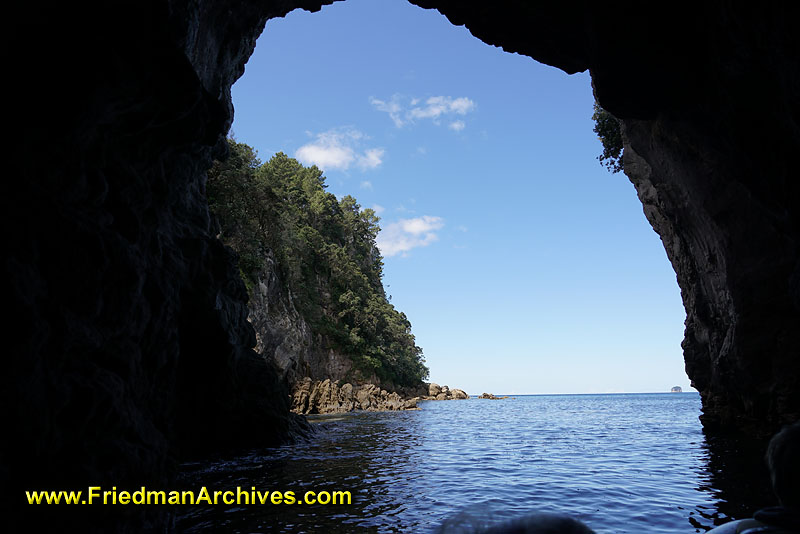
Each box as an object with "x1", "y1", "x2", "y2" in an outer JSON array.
[{"x1": 206, "y1": 139, "x2": 429, "y2": 387}]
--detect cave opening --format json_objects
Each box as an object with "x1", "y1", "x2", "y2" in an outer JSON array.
[
  {"x1": 230, "y1": 0, "x2": 690, "y2": 397},
  {"x1": 7, "y1": 0, "x2": 798, "y2": 530}
]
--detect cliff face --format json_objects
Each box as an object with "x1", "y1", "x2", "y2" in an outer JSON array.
[
  {"x1": 6, "y1": 0, "x2": 799, "y2": 528},
  {"x1": 622, "y1": 117, "x2": 799, "y2": 434},
  {"x1": 5, "y1": 0, "x2": 315, "y2": 524},
  {"x1": 248, "y1": 253, "x2": 354, "y2": 387},
  {"x1": 247, "y1": 254, "x2": 429, "y2": 414}
]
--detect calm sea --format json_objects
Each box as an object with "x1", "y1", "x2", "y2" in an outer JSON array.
[{"x1": 177, "y1": 393, "x2": 774, "y2": 533}]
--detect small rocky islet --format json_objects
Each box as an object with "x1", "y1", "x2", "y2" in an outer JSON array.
[{"x1": 478, "y1": 392, "x2": 509, "y2": 400}]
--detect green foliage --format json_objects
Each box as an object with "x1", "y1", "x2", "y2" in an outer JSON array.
[
  {"x1": 592, "y1": 102, "x2": 624, "y2": 173},
  {"x1": 207, "y1": 139, "x2": 429, "y2": 387}
]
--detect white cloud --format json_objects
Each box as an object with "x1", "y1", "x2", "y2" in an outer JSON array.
[
  {"x1": 360, "y1": 180, "x2": 373, "y2": 190},
  {"x1": 357, "y1": 148, "x2": 384, "y2": 170},
  {"x1": 295, "y1": 128, "x2": 384, "y2": 172},
  {"x1": 369, "y1": 96, "x2": 405, "y2": 127},
  {"x1": 371, "y1": 204, "x2": 385, "y2": 215},
  {"x1": 409, "y1": 96, "x2": 475, "y2": 120},
  {"x1": 377, "y1": 215, "x2": 444, "y2": 257},
  {"x1": 449, "y1": 97, "x2": 475, "y2": 115},
  {"x1": 370, "y1": 95, "x2": 476, "y2": 131},
  {"x1": 449, "y1": 120, "x2": 465, "y2": 132}
]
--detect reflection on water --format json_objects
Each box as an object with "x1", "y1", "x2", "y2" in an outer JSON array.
[
  {"x1": 177, "y1": 393, "x2": 774, "y2": 533},
  {"x1": 696, "y1": 432, "x2": 773, "y2": 529}
]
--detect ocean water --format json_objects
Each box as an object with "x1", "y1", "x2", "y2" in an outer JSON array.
[{"x1": 177, "y1": 393, "x2": 773, "y2": 533}]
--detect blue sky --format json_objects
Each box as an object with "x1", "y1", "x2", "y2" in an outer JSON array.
[{"x1": 230, "y1": 0, "x2": 692, "y2": 394}]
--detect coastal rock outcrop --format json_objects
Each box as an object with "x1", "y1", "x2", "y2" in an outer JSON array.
[
  {"x1": 479, "y1": 393, "x2": 508, "y2": 400},
  {"x1": 422, "y1": 383, "x2": 469, "y2": 401},
  {"x1": 291, "y1": 379, "x2": 469, "y2": 414},
  {"x1": 292, "y1": 378, "x2": 419, "y2": 414}
]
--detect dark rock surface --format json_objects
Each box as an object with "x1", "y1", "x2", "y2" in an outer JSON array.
[
  {"x1": 5, "y1": 0, "x2": 316, "y2": 527},
  {"x1": 247, "y1": 255, "x2": 356, "y2": 387},
  {"x1": 5, "y1": 0, "x2": 799, "y2": 530}
]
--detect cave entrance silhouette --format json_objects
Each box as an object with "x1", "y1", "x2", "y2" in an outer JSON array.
[
  {"x1": 226, "y1": 0, "x2": 798, "y2": 438},
  {"x1": 231, "y1": 0, "x2": 690, "y2": 398},
  {"x1": 7, "y1": 2, "x2": 798, "y2": 530}
]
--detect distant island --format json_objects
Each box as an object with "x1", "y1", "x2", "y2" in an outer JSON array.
[{"x1": 671, "y1": 386, "x2": 683, "y2": 393}]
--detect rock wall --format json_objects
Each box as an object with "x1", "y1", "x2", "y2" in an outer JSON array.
[
  {"x1": 6, "y1": 0, "x2": 799, "y2": 529},
  {"x1": 247, "y1": 254, "x2": 355, "y2": 386},
  {"x1": 5, "y1": 0, "x2": 316, "y2": 526}
]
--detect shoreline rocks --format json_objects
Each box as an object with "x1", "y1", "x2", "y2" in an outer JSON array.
[
  {"x1": 478, "y1": 392, "x2": 509, "y2": 400},
  {"x1": 291, "y1": 379, "x2": 469, "y2": 415},
  {"x1": 292, "y1": 378, "x2": 418, "y2": 414},
  {"x1": 422, "y1": 382, "x2": 469, "y2": 401}
]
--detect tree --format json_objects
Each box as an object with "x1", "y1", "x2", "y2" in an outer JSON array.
[
  {"x1": 592, "y1": 102, "x2": 624, "y2": 173},
  {"x1": 206, "y1": 138, "x2": 429, "y2": 386}
]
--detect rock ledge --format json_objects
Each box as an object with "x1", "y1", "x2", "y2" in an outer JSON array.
[{"x1": 291, "y1": 379, "x2": 469, "y2": 414}]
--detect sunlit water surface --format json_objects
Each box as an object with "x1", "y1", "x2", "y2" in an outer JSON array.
[{"x1": 178, "y1": 393, "x2": 767, "y2": 533}]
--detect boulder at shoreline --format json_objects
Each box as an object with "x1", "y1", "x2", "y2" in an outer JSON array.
[
  {"x1": 291, "y1": 379, "x2": 470, "y2": 415},
  {"x1": 478, "y1": 392, "x2": 509, "y2": 400}
]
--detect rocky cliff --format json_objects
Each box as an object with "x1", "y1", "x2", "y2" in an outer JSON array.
[
  {"x1": 6, "y1": 0, "x2": 799, "y2": 530},
  {"x1": 248, "y1": 254, "x2": 354, "y2": 387},
  {"x1": 246, "y1": 255, "x2": 464, "y2": 414}
]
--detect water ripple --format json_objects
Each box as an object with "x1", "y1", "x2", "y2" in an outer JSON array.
[{"x1": 178, "y1": 393, "x2": 770, "y2": 533}]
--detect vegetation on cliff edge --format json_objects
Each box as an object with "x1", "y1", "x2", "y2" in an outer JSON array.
[
  {"x1": 206, "y1": 138, "x2": 429, "y2": 387},
  {"x1": 592, "y1": 102, "x2": 624, "y2": 173}
]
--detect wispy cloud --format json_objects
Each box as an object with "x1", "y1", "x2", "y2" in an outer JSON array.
[
  {"x1": 377, "y1": 215, "x2": 445, "y2": 257},
  {"x1": 369, "y1": 96, "x2": 406, "y2": 127},
  {"x1": 295, "y1": 128, "x2": 384, "y2": 171},
  {"x1": 370, "y1": 94, "x2": 476, "y2": 130},
  {"x1": 360, "y1": 180, "x2": 373, "y2": 190},
  {"x1": 357, "y1": 148, "x2": 385, "y2": 170},
  {"x1": 409, "y1": 96, "x2": 475, "y2": 121},
  {"x1": 448, "y1": 120, "x2": 466, "y2": 132},
  {"x1": 371, "y1": 204, "x2": 385, "y2": 215}
]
